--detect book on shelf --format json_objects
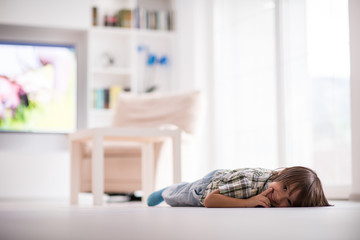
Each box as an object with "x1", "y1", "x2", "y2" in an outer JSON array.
[
  {"x1": 117, "y1": 9, "x2": 132, "y2": 28},
  {"x1": 109, "y1": 85, "x2": 123, "y2": 109},
  {"x1": 94, "y1": 89, "x2": 105, "y2": 109},
  {"x1": 134, "y1": 7, "x2": 174, "y2": 31},
  {"x1": 97, "y1": 6, "x2": 174, "y2": 31},
  {"x1": 104, "y1": 88, "x2": 110, "y2": 109},
  {"x1": 148, "y1": 11, "x2": 157, "y2": 30},
  {"x1": 157, "y1": 11, "x2": 167, "y2": 31},
  {"x1": 93, "y1": 85, "x2": 124, "y2": 110},
  {"x1": 167, "y1": 10, "x2": 174, "y2": 31}
]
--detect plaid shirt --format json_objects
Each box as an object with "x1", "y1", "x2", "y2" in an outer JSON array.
[{"x1": 199, "y1": 168, "x2": 274, "y2": 205}]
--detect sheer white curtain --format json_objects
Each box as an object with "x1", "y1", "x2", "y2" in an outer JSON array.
[
  {"x1": 210, "y1": 0, "x2": 351, "y2": 196},
  {"x1": 279, "y1": 0, "x2": 351, "y2": 196},
  {"x1": 307, "y1": 0, "x2": 351, "y2": 188}
]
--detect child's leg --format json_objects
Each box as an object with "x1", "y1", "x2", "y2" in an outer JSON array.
[
  {"x1": 147, "y1": 187, "x2": 168, "y2": 206},
  {"x1": 161, "y1": 182, "x2": 203, "y2": 207},
  {"x1": 162, "y1": 170, "x2": 218, "y2": 207},
  {"x1": 146, "y1": 183, "x2": 193, "y2": 207}
]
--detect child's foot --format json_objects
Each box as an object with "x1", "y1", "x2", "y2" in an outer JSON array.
[{"x1": 147, "y1": 188, "x2": 168, "y2": 206}]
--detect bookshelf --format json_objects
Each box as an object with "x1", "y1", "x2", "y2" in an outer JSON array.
[{"x1": 88, "y1": 0, "x2": 176, "y2": 127}]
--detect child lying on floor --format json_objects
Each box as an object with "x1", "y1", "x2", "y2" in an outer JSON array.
[{"x1": 147, "y1": 166, "x2": 331, "y2": 208}]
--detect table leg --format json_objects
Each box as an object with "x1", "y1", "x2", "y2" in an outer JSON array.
[
  {"x1": 141, "y1": 142, "x2": 155, "y2": 204},
  {"x1": 172, "y1": 130, "x2": 182, "y2": 184},
  {"x1": 92, "y1": 135, "x2": 104, "y2": 205},
  {"x1": 70, "y1": 141, "x2": 81, "y2": 205}
]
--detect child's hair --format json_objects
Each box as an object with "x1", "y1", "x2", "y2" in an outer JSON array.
[{"x1": 270, "y1": 166, "x2": 331, "y2": 207}]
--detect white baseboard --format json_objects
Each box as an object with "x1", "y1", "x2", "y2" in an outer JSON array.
[
  {"x1": 323, "y1": 185, "x2": 351, "y2": 200},
  {"x1": 349, "y1": 193, "x2": 360, "y2": 201}
]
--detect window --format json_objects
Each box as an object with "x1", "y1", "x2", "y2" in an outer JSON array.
[
  {"x1": 280, "y1": 0, "x2": 351, "y2": 190},
  {"x1": 212, "y1": 0, "x2": 351, "y2": 196}
]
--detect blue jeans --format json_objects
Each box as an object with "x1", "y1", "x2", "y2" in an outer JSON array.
[{"x1": 162, "y1": 170, "x2": 218, "y2": 207}]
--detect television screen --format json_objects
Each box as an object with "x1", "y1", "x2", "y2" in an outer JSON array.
[{"x1": 0, "y1": 41, "x2": 77, "y2": 133}]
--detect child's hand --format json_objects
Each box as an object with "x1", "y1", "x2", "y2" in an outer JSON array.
[
  {"x1": 204, "y1": 188, "x2": 273, "y2": 208},
  {"x1": 246, "y1": 188, "x2": 273, "y2": 208}
]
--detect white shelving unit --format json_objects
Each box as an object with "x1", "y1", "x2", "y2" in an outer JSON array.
[{"x1": 88, "y1": 0, "x2": 176, "y2": 128}]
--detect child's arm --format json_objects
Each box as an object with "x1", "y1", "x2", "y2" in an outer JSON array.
[{"x1": 203, "y1": 187, "x2": 273, "y2": 208}]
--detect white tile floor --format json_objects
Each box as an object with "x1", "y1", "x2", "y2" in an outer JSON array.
[{"x1": 0, "y1": 198, "x2": 359, "y2": 240}]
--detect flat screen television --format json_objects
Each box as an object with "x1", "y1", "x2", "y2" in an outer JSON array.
[{"x1": 0, "y1": 41, "x2": 77, "y2": 133}]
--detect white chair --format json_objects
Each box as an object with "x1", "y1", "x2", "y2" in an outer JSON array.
[{"x1": 69, "y1": 91, "x2": 202, "y2": 205}]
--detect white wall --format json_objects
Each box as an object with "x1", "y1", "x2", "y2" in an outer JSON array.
[
  {"x1": 172, "y1": 0, "x2": 196, "y2": 91},
  {"x1": 0, "y1": 0, "x2": 90, "y2": 199},
  {"x1": 0, "y1": 151, "x2": 70, "y2": 199},
  {"x1": 349, "y1": 0, "x2": 360, "y2": 201},
  {"x1": 0, "y1": 0, "x2": 90, "y2": 29}
]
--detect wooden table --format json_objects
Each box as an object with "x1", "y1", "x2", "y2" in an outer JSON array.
[{"x1": 68, "y1": 126, "x2": 182, "y2": 205}]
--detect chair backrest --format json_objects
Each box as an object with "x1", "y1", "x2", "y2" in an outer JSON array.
[{"x1": 112, "y1": 91, "x2": 202, "y2": 134}]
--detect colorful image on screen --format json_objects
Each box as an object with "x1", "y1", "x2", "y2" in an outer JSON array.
[{"x1": 0, "y1": 41, "x2": 77, "y2": 133}]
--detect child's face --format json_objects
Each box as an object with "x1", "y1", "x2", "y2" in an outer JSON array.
[{"x1": 267, "y1": 181, "x2": 300, "y2": 207}]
